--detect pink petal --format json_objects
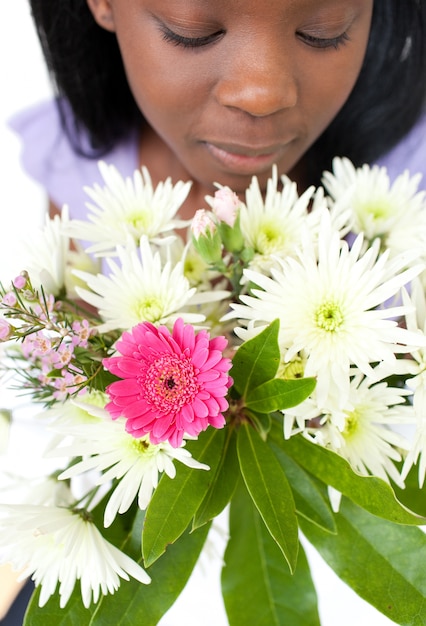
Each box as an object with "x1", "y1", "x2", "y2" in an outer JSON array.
[
  {"x1": 209, "y1": 336, "x2": 228, "y2": 351},
  {"x1": 208, "y1": 413, "x2": 226, "y2": 428},
  {"x1": 197, "y1": 370, "x2": 221, "y2": 383},
  {"x1": 113, "y1": 357, "x2": 144, "y2": 377},
  {"x1": 191, "y1": 346, "x2": 209, "y2": 369},
  {"x1": 152, "y1": 416, "x2": 175, "y2": 438},
  {"x1": 122, "y1": 400, "x2": 152, "y2": 419},
  {"x1": 108, "y1": 378, "x2": 141, "y2": 396},
  {"x1": 200, "y1": 350, "x2": 224, "y2": 370},
  {"x1": 180, "y1": 403, "x2": 195, "y2": 424},
  {"x1": 191, "y1": 397, "x2": 209, "y2": 418}
]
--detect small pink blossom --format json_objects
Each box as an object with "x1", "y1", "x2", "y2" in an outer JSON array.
[
  {"x1": 13, "y1": 275, "x2": 27, "y2": 290},
  {"x1": 103, "y1": 318, "x2": 233, "y2": 447},
  {"x1": 191, "y1": 209, "x2": 216, "y2": 240},
  {"x1": 2, "y1": 292, "x2": 17, "y2": 307},
  {"x1": 71, "y1": 319, "x2": 91, "y2": 348},
  {"x1": 52, "y1": 370, "x2": 86, "y2": 400},
  {"x1": 22, "y1": 332, "x2": 53, "y2": 359},
  {"x1": 51, "y1": 343, "x2": 74, "y2": 368},
  {"x1": 0, "y1": 319, "x2": 12, "y2": 341},
  {"x1": 212, "y1": 187, "x2": 240, "y2": 227}
]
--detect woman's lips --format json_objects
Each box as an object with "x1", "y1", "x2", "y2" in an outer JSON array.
[{"x1": 204, "y1": 141, "x2": 287, "y2": 174}]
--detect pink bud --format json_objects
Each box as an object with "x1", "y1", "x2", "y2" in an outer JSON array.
[
  {"x1": 212, "y1": 187, "x2": 240, "y2": 227},
  {"x1": 13, "y1": 275, "x2": 27, "y2": 290},
  {"x1": 0, "y1": 319, "x2": 12, "y2": 341},
  {"x1": 2, "y1": 292, "x2": 17, "y2": 307},
  {"x1": 191, "y1": 209, "x2": 216, "y2": 240}
]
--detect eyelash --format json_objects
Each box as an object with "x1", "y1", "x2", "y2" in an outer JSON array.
[
  {"x1": 161, "y1": 28, "x2": 224, "y2": 49},
  {"x1": 161, "y1": 27, "x2": 349, "y2": 52},
  {"x1": 298, "y1": 31, "x2": 350, "y2": 50}
]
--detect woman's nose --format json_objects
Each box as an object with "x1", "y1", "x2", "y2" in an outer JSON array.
[{"x1": 214, "y1": 36, "x2": 298, "y2": 117}]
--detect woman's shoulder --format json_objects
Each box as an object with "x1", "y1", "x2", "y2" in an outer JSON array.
[
  {"x1": 8, "y1": 98, "x2": 139, "y2": 218},
  {"x1": 376, "y1": 113, "x2": 426, "y2": 190}
]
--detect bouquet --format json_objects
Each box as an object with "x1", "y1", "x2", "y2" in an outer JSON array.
[{"x1": 1, "y1": 158, "x2": 426, "y2": 625}]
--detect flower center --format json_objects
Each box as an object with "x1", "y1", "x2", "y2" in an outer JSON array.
[
  {"x1": 135, "y1": 296, "x2": 164, "y2": 322},
  {"x1": 357, "y1": 199, "x2": 393, "y2": 222},
  {"x1": 144, "y1": 353, "x2": 199, "y2": 414},
  {"x1": 342, "y1": 409, "x2": 361, "y2": 440},
  {"x1": 126, "y1": 209, "x2": 151, "y2": 234},
  {"x1": 254, "y1": 220, "x2": 287, "y2": 255},
  {"x1": 314, "y1": 301, "x2": 344, "y2": 332}
]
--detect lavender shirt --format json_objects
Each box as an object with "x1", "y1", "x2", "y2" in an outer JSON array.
[{"x1": 9, "y1": 98, "x2": 426, "y2": 219}]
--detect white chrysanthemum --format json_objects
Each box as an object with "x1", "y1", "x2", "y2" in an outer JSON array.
[
  {"x1": 64, "y1": 162, "x2": 191, "y2": 256},
  {"x1": 50, "y1": 401, "x2": 209, "y2": 527},
  {"x1": 19, "y1": 207, "x2": 70, "y2": 296},
  {"x1": 399, "y1": 280, "x2": 426, "y2": 486},
  {"x1": 74, "y1": 236, "x2": 205, "y2": 332},
  {"x1": 0, "y1": 474, "x2": 73, "y2": 508},
  {"x1": 63, "y1": 243, "x2": 101, "y2": 298},
  {"x1": 17, "y1": 207, "x2": 99, "y2": 298},
  {"x1": 323, "y1": 157, "x2": 426, "y2": 259},
  {"x1": 229, "y1": 210, "x2": 426, "y2": 406},
  {"x1": 284, "y1": 372, "x2": 413, "y2": 486},
  {"x1": 0, "y1": 503, "x2": 150, "y2": 608},
  {"x1": 39, "y1": 391, "x2": 107, "y2": 461},
  {"x1": 238, "y1": 166, "x2": 318, "y2": 274}
]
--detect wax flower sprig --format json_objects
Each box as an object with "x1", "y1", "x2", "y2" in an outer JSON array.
[
  {"x1": 0, "y1": 272, "x2": 118, "y2": 403},
  {"x1": 2, "y1": 159, "x2": 426, "y2": 625}
]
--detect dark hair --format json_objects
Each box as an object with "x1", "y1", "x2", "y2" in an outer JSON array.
[
  {"x1": 29, "y1": 0, "x2": 141, "y2": 154},
  {"x1": 29, "y1": 0, "x2": 426, "y2": 182}
]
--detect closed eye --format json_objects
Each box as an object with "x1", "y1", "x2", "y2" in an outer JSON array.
[
  {"x1": 297, "y1": 31, "x2": 350, "y2": 50},
  {"x1": 161, "y1": 27, "x2": 225, "y2": 49}
]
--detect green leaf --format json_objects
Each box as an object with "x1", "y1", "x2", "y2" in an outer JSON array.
[
  {"x1": 268, "y1": 438, "x2": 336, "y2": 534},
  {"x1": 230, "y1": 319, "x2": 280, "y2": 397},
  {"x1": 277, "y1": 428, "x2": 426, "y2": 525},
  {"x1": 24, "y1": 589, "x2": 96, "y2": 626},
  {"x1": 91, "y1": 512, "x2": 211, "y2": 625},
  {"x1": 301, "y1": 498, "x2": 426, "y2": 625},
  {"x1": 246, "y1": 377, "x2": 316, "y2": 413},
  {"x1": 222, "y1": 483, "x2": 320, "y2": 626},
  {"x1": 142, "y1": 427, "x2": 224, "y2": 567},
  {"x1": 193, "y1": 429, "x2": 240, "y2": 529},
  {"x1": 391, "y1": 463, "x2": 426, "y2": 517},
  {"x1": 237, "y1": 422, "x2": 299, "y2": 572},
  {"x1": 247, "y1": 409, "x2": 272, "y2": 439}
]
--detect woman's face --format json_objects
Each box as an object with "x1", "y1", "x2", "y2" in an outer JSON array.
[{"x1": 89, "y1": 0, "x2": 374, "y2": 193}]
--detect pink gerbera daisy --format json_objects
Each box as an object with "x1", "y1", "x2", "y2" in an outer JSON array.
[{"x1": 103, "y1": 319, "x2": 232, "y2": 447}]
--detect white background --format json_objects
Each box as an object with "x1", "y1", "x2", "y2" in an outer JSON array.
[{"x1": 0, "y1": 2, "x2": 396, "y2": 625}]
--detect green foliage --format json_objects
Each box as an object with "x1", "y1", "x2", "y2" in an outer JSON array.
[
  {"x1": 274, "y1": 421, "x2": 426, "y2": 526},
  {"x1": 301, "y1": 498, "x2": 426, "y2": 625},
  {"x1": 193, "y1": 428, "x2": 240, "y2": 529},
  {"x1": 230, "y1": 319, "x2": 281, "y2": 397},
  {"x1": 391, "y1": 463, "x2": 426, "y2": 517},
  {"x1": 142, "y1": 427, "x2": 224, "y2": 567},
  {"x1": 245, "y1": 376, "x2": 316, "y2": 412},
  {"x1": 237, "y1": 423, "x2": 299, "y2": 572},
  {"x1": 24, "y1": 590, "x2": 96, "y2": 626},
  {"x1": 91, "y1": 512, "x2": 211, "y2": 625},
  {"x1": 222, "y1": 482, "x2": 320, "y2": 626},
  {"x1": 268, "y1": 438, "x2": 336, "y2": 533}
]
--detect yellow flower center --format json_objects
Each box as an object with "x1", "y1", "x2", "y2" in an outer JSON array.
[
  {"x1": 314, "y1": 301, "x2": 344, "y2": 332},
  {"x1": 254, "y1": 220, "x2": 287, "y2": 255},
  {"x1": 135, "y1": 297, "x2": 164, "y2": 322}
]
